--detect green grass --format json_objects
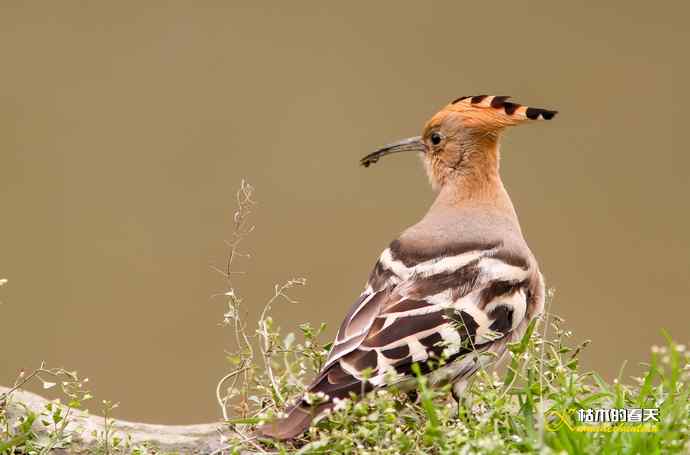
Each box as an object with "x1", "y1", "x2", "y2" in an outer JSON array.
[
  {"x1": 218, "y1": 309, "x2": 689, "y2": 455},
  {"x1": 2, "y1": 314, "x2": 688, "y2": 454}
]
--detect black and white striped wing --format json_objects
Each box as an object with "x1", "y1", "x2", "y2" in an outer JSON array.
[{"x1": 308, "y1": 241, "x2": 538, "y2": 400}]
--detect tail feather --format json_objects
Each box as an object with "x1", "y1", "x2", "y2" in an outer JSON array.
[
  {"x1": 256, "y1": 402, "x2": 333, "y2": 441},
  {"x1": 257, "y1": 363, "x2": 368, "y2": 440}
]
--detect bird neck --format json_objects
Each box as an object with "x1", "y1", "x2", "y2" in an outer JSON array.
[{"x1": 428, "y1": 139, "x2": 519, "y2": 220}]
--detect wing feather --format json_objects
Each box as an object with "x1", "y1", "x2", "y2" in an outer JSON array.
[{"x1": 311, "y1": 240, "x2": 539, "y2": 402}]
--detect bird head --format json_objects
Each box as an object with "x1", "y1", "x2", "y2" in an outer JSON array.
[{"x1": 361, "y1": 95, "x2": 557, "y2": 191}]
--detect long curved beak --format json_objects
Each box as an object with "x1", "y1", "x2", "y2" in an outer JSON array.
[{"x1": 360, "y1": 136, "x2": 425, "y2": 167}]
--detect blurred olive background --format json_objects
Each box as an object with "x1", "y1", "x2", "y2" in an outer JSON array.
[{"x1": 1, "y1": 2, "x2": 688, "y2": 424}]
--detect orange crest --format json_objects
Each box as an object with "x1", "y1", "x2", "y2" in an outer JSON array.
[{"x1": 442, "y1": 95, "x2": 557, "y2": 131}]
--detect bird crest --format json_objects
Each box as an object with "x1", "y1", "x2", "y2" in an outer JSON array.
[{"x1": 441, "y1": 95, "x2": 558, "y2": 131}]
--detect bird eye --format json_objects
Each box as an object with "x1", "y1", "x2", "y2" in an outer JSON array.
[{"x1": 430, "y1": 132, "x2": 443, "y2": 145}]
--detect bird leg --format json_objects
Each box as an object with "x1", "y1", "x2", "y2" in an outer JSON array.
[{"x1": 451, "y1": 379, "x2": 472, "y2": 420}]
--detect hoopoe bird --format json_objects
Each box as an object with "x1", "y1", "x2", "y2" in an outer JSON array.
[{"x1": 258, "y1": 95, "x2": 557, "y2": 440}]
